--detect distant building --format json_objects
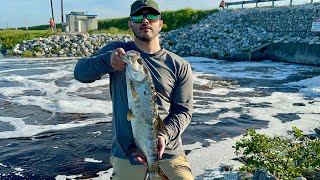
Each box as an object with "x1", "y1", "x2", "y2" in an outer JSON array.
[{"x1": 65, "y1": 11, "x2": 98, "y2": 33}]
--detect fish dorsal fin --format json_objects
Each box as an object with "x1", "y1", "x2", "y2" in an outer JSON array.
[{"x1": 127, "y1": 109, "x2": 134, "y2": 121}]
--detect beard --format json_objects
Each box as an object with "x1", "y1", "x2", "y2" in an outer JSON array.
[{"x1": 132, "y1": 25, "x2": 158, "y2": 42}]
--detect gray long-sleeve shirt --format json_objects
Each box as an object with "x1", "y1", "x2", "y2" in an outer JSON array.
[{"x1": 74, "y1": 41, "x2": 193, "y2": 163}]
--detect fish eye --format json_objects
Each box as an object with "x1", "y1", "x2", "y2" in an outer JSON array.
[{"x1": 137, "y1": 58, "x2": 143, "y2": 65}]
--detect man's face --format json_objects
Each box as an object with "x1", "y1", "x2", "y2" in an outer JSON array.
[{"x1": 128, "y1": 8, "x2": 163, "y2": 42}]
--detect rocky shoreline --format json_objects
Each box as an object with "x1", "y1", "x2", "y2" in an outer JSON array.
[
  {"x1": 7, "y1": 4, "x2": 320, "y2": 59},
  {"x1": 11, "y1": 33, "x2": 132, "y2": 58}
]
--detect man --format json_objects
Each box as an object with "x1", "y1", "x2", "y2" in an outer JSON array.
[
  {"x1": 219, "y1": 0, "x2": 225, "y2": 10},
  {"x1": 74, "y1": 0, "x2": 193, "y2": 179},
  {"x1": 49, "y1": 18, "x2": 55, "y2": 32}
]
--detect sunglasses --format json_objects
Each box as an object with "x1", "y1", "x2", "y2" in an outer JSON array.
[{"x1": 130, "y1": 14, "x2": 160, "y2": 23}]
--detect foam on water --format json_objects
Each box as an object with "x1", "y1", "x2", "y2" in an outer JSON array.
[
  {"x1": 186, "y1": 57, "x2": 316, "y2": 80},
  {"x1": 0, "y1": 58, "x2": 112, "y2": 140},
  {"x1": 286, "y1": 75, "x2": 320, "y2": 96},
  {"x1": 1, "y1": 57, "x2": 319, "y2": 179}
]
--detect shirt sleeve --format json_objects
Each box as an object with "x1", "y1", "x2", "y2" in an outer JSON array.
[
  {"x1": 73, "y1": 42, "x2": 118, "y2": 83},
  {"x1": 160, "y1": 62, "x2": 193, "y2": 144}
]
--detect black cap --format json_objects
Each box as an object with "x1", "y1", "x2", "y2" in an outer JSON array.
[{"x1": 130, "y1": 0, "x2": 160, "y2": 16}]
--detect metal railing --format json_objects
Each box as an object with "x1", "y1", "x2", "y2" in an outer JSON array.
[{"x1": 225, "y1": 0, "x2": 315, "y2": 8}]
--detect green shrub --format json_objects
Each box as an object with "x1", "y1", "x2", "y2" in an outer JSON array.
[
  {"x1": 22, "y1": 50, "x2": 33, "y2": 57},
  {"x1": 98, "y1": 17, "x2": 130, "y2": 31},
  {"x1": 161, "y1": 8, "x2": 218, "y2": 32},
  {"x1": 97, "y1": 27, "x2": 132, "y2": 35},
  {"x1": 234, "y1": 127, "x2": 320, "y2": 179},
  {"x1": 96, "y1": 8, "x2": 218, "y2": 33},
  {"x1": 55, "y1": 46, "x2": 61, "y2": 51},
  {"x1": 33, "y1": 46, "x2": 43, "y2": 53}
]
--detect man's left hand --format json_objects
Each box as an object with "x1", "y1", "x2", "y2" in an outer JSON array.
[{"x1": 157, "y1": 136, "x2": 166, "y2": 160}]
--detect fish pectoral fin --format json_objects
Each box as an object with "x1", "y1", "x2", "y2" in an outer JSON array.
[
  {"x1": 157, "y1": 115, "x2": 168, "y2": 135},
  {"x1": 127, "y1": 109, "x2": 134, "y2": 121},
  {"x1": 130, "y1": 83, "x2": 139, "y2": 101}
]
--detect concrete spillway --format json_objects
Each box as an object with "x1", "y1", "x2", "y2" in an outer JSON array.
[{"x1": 248, "y1": 42, "x2": 320, "y2": 66}]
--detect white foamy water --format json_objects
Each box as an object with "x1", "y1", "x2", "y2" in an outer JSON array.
[
  {"x1": 0, "y1": 57, "x2": 319, "y2": 179},
  {"x1": 0, "y1": 58, "x2": 112, "y2": 139}
]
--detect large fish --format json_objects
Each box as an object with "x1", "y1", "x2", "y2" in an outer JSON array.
[{"x1": 123, "y1": 50, "x2": 168, "y2": 180}]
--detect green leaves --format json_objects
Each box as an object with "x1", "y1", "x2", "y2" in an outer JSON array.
[{"x1": 233, "y1": 127, "x2": 320, "y2": 179}]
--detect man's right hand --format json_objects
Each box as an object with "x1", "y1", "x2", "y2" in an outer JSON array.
[{"x1": 111, "y1": 48, "x2": 126, "y2": 71}]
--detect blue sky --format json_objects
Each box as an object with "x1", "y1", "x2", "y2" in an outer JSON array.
[{"x1": 0, "y1": 0, "x2": 312, "y2": 28}]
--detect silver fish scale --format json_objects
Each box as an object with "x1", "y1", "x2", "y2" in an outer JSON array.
[{"x1": 130, "y1": 80, "x2": 158, "y2": 166}]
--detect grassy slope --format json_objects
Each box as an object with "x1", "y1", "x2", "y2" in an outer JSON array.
[{"x1": 0, "y1": 30, "x2": 53, "y2": 53}]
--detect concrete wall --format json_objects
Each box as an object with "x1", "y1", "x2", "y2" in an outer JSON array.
[
  {"x1": 228, "y1": 42, "x2": 320, "y2": 66},
  {"x1": 265, "y1": 42, "x2": 320, "y2": 66}
]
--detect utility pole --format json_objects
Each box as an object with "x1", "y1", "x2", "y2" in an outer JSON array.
[
  {"x1": 61, "y1": 0, "x2": 64, "y2": 32},
  {"x1": 25, "y1": 18, "x2": 28, "y2": 38}
]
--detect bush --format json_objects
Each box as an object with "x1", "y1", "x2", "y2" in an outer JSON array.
[
  {"x1": 161, "y1": 8, "x2": 218, "y2": 32},
  {"x1": 93, "y1": 27, "x2": 132, "y2": 35},
  {"x1": 234, "y1": 127, "x2": 320, "y2": 179},
  {"x1": 96, "y1": 8, "x2": 218, "y2": 33},
  {"x1": 22, "y1": 50, "x2": 33, "y2": 57}
]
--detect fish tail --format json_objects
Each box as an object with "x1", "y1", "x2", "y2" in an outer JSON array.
[
  {"x1": 144, "y1": 166, "x2": 169, "y2": 180},
  {"x1": 144, "y1": 170, "x2": 156, "y2": 180}
]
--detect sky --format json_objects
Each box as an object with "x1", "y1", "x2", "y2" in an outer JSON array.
[{"x1": 0, "y1": 0, "x2": 313, "y2": 29}]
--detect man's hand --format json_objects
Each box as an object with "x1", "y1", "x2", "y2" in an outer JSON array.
[
  {"x1": 157, "y1": 136, "x2": 166, "y2": 160},
  {"x1": 132, "y1": 136, "x2": 166, "y2": 166},
  {"x1": 111, "y1": 48, "x2": 126, "y2": 71},
  {"x1": 132, "y1": 150, "x2": 147, "y2": 166}
]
